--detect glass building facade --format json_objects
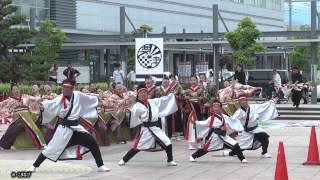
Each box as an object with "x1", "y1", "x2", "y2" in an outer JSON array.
[
  {"x1": 7, "y1": 0, "x2": 286, "y2": 82},
  {"x1": 11, "y1": 0, "x2": 50, "y2": 26},
  {"x1": 227, "y1": 0, "x2": 282, "y2": 10}
]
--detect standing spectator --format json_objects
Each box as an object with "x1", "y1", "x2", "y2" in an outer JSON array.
[
  {"x1": 89, "y1": 82, "x2": 98, "y2": 93},
  {"x1": 126, "y1": 69, "x2": 136, "y2": 90},
  {"x1": 301, "y1": 70, "x2": 308, "y2": 104},
  {"x1": 48, "y1": 64, "x2": 58, "y2": 84},
  {"x1": 63, "y1": 63, "x2": 80, "y2": 80},
  {"x1": 113, "y1": 63, "x2": 125, "y2": 85},
  {"x1": 208, "y1": 69, "x2": 214, "y2": 82},
  {"x1": 234, "y1": 64, "x2": 246, "y2": 85},
  {"x1": 266, "y1": 68, "x2": 281, "y2": 100},
  {"x1": 291, "y1": 67, "x2": 303, "y2": 109}
]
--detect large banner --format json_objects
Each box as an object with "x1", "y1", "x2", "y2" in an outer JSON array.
[{"x1": 135, "y1": 38, "x2": 164, "y2": 83}]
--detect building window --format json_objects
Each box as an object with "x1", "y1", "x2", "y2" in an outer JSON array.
[{"x1": 11, "y1": 0, "x2": 50, "y2": 27}]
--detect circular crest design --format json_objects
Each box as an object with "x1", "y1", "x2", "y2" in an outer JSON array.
[{"x1": 137, "y1": 44, "x2": 162, "y2": 69}]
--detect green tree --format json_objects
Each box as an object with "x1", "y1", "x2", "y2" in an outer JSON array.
[
  {"x1": 0, "y1": 1, "x2": 66, "y2": 83},
  {"x1": 19, "y1": 20, "x2": 66, "y2": 82},
  {"x1": 289, "y1": 47, "x2": 311, "y2": 73},
  {"x1": 0, "y1": 0, "x2": 37, "y2": 82},
  {"x1": 34, "y1": 20, "x2": 66, "y2": 64},
  {"x1": 127, "y1": 24, "x2": 153, "y2": 71},
  {"x1": 225, "y1": 17, "x2": 264, "y2": 68},
  {"x1": 127, "y1": 47, "x2": 135, "y2": 71},
  {"x1": 135, "y1": 24, "x2": 153, "y2": 37},
  {"x1": 288, "y1": 25, "x2": 320, "y2": 75}
]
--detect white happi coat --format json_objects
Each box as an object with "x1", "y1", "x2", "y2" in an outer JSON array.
[
  {"x1": 41, "y1": 91, "x2": 99, "y2": 161},
  {"x1": 129, "y1": 93, "x2": 178, "y2": 151},
  {"x1": 231, "y1": 100, "x2": 278, "y2": 150},
  {"x1": 195, "y1": 113, "x2": 243, "y2": 152}
]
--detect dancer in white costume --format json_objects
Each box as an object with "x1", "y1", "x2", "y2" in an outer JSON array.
[
  {"x1": 28, "y1": 79, "x2": 110, "y2": 172},
  {"x1": 118, "y1": 84, "x2": 178, "y2": 166},
  {"x1": 230, "y1": 95, "x2": 278, "y2": 158},
  {"x1": 189, "y1": 100, "x2": 247, "y2": 163}
]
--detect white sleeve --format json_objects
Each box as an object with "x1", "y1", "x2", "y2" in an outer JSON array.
[
  {"x1": 194, "y1": 117, "x2": 211, "y2": 139},
  {"x1": 224, "y1": 115, "x2": 244, "y2": 131},
  {"x1": 231, "y1": 109, "x2": 245, "y2": 122},
  {"x1": 78, "y1": 91, "x2": 99, "y2": 118},
  {"x1": 129, "y1": 104, "x2": 142, "y2": 128},
  {"x1": 256, "y1": 100, "x2": 279, "y2": 121},
  {"x1": 41, "y1": 96, "x2": 62, "y2": 124},
  {"x1": 150, "y1": 93, "x2": 178, "y2": 117}
]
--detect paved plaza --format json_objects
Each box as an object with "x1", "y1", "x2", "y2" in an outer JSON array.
[{"x1": 1, "y1": 118, "x2": 320, "y2": 180}]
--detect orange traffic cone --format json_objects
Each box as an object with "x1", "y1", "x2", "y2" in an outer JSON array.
[
  {"x1": 303, "y1": 126, "x2": 320, "y2": 165},
  {"x1": 274, "y1": 141, "x2": 288, "y2": 180}
]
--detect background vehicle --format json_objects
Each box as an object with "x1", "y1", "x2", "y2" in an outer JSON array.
[{"x1": 246, "y1": 69, "x2": 290, "y2": 88}]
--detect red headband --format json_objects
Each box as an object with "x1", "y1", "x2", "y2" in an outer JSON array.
[
  {"x1": 138, "y1": 88, "x2": 148, "y2": 93},
  {"x1": 212, "y1": 102, "x2": 221, "y2": 106},
  {"x1": 238, "y1": 96, "x2": 248, "y2": 101},
  {"x1": 63, "y1": 84, "x2": 74, "y2": 88}
]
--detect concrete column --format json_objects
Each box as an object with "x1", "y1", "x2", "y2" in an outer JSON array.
[
  {"x1": 311, "y1": 0, "x2": 318, "y2": 104},
  {"x1": 99, "y1": 49, "x2": 106, "y2": 81},
  {"x1": 119, "y1": 6, "x2": 127, "y2": 76},
  {"x1": 29, "y1": 8, "x2": 36, "y2": 29},
  {"x1": 263, "y1": 54, "x2": 268, "y2": 69},
  {"x1": 213, "y1": 4, "x2": 220, "y2": 88},
  {"x1": 169, "y1": 52, "x2": 174, "y2": 73}
]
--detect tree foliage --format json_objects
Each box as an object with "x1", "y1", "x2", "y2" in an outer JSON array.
[
  {"x1": 134, "y1": 24, "x2": 153, "y2": 37},
  {"x1": 0, "y1": 0, "x2": 66, "y2": 83},
  {"x1": 225, "y1": 17, "x2": 264, "y2": 68},
  {"x1": 127, "y1": 24, "x2": 154, "y2": 71},
  {"x1": 288, "y1": 25, "x2": 320, "y2": 75},
  {"x1": 0, "y1": 0, "x2": 37, "y2": 82}
]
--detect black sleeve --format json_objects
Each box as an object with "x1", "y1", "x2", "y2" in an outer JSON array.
[
  {"x1": 74, "y1": 69, "x2": 80, "y2": 74},
  {"x1": 292, "y1": 74, "x2": 303, "y2": 83},
  {"x1": 63, "y1": 69, "x2": 68, "y2": 77},
  {"x1": 240, "y1": 72, "x2": 246, "y2": 84},
  {"x1": 212, "y1": 128, "x2": 226, "y2": 136},
  {"x1": 298, "y1": 74, "x2": 303, "y2": 83}
]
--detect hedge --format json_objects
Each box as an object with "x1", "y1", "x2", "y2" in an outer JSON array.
[{"x1": 0, "y1": 83, "x2": 109, "y2": 95}]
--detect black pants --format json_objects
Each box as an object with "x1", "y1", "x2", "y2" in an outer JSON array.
[
  {"x1": 192, "y1": 143, "x2": 245, "y2": 161},
  {"x1": 192, "y1": 102, "x2": 203, "y2": 120},
  {"x1": 166, "y1": 115, "x2": 173, "y2": 138},
  {"x1": 265, "y1": 84, "x2": 274, "y2": 99},
  {"x1": 291, "y1": 89, "x2": 302, "y2": 107},
  {"x1": 302, "y1": 88, "x2": 308, "y2": 103},
  {"x1": 33, "y1": 131, "x2": 104, "y2": 167},
  {"x1": 122, "y1": 144, "x2": 173, "y2": 163},
  {"x1": 253, "y1": 132, "x2": 269, "y2": 154},
  {"x1": 0, "y1": 120, "x2": 24, "y2": 149},
  {"x1": 49, "y1": 77, "x2": 57, "y2": 84},
  {"x1": 174, "y1": 109, "x2": 183, "y2": 134}
]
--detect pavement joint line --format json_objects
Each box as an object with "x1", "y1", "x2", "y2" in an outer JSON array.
[
  {"x1": 215, "y1": 165, "x2": 247, "y2": 180},
  {"x1": 155, "y1": 166, "x2": 193, "y2": 180},
  {"x1": 247, "y1": 164, "x2": 274, "y2": 180},
  {"x1": 185, "y1": 169, "x2": 211, "y2": 180}
]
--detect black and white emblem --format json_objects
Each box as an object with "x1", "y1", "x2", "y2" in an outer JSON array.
[{"x1": 137, "y1": 44, "x2": 162, "y2": 69}]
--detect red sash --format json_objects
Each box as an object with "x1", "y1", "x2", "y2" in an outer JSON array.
[
  {"x1": 160, "y1": 85, "x2": 171, "y2": 96},
  {"x1": 147, "y1": 85, "x2": 156, "y2": 94},
  {"x1": 190, "y1": 86, "x2": 200, "y2": 93}
]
